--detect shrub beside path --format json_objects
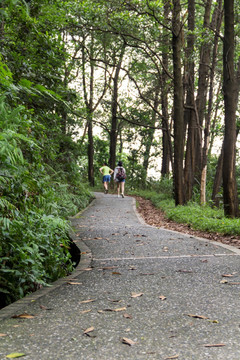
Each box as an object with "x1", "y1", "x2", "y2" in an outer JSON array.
[{"x1": 0, "y1": 193, "x2": 240, "y2": 359}]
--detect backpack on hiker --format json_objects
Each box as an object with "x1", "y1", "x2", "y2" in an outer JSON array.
[{"x1": 116, "y1": 167, "x2": 126, "y2": 181}]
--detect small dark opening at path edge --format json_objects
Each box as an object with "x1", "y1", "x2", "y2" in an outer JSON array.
[{"x1": 68, "y1": 235, "x2": 81, "y2": 268}]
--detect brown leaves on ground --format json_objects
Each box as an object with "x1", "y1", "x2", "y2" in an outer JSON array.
[
  {"x1": 203, "y1": 343, "x2": 225, "y2": 347},
  {"x1": 122, "y1": 337, "x2": 136, "y2": 346},
  {"x1": 134, "y1": 196, "x2": 240, "y2": 249},
  {"x1": 131, "y1": 292, "x2": 144, "y2": 298},
  {"x1": 79, "y1": 299, "x2": 95, "y2": 304},
  {"x1": 11, "y1": 313, "x2": 35, "y2": 319},
  {"x1": 83, "y1": 326, "x2": 96, "y2": 337},
  {"x1": 187, "y1": 314, "x2": 209, "y2": 320}
]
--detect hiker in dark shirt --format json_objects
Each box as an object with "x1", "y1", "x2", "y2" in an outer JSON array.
[{"x1": 114, "y1": 161, "x2": 126, "y2": 198}]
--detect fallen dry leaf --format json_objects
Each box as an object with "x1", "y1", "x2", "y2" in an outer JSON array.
[
  {"x1": 128, "y1": 266, "x2": 137, "y2": 270},
  {"x1": 112, "y1": 271, "x2": 121, "y2": 275},
  {"x1": 114, "y1": 307, "x2": 127, "y2": 312},
  {"x1": 159, "y1": 295, "x2": 167, "y2": 301},
  {"x1": 102, "y1": 307, "x2": 127, "y2": 312},
  {"x1": 187, "y1": 314, "x2": 208, "y2": 319},
  {"x1": 222, "y1": 274, "x2": 234, "y2": 277},
  {"x1": 203, "y1": 344, "x2": 225, "y2": 347},
  {"x1": 139, "y1": 273, "x2": 155, "y2": 276},
  {"x1": 82, "y1": 268, "x2": 93, "y2": 271},
  {"x1": 229, "y1": 282, "x2": 240, "y2": 285},
  {"x1": 0, "y1": 333, "x2": 7, "y2": 337},
  {"x1": 39, "y1": 305, "x2": 52, "y2": 310},
  {"x1": 79, "y1": 299, "x2": 95, "y2": 304},
  {"x1": 123, "y1": 313, "x2": 133, "y2": 319},
  {"x1": 131, "y1": 292, "x2": 144, "y2": 298},
  {"x1": 67, "y1": 282, "x2": 82, "y2": 285},
  {"x1": 220, "y1": 279, "x2": 228, "y2": 284},
  {"x1": 122, "y1": 337, "x2": 136, "y2": 346},
  {"x1": 83, "y1": 326, "x2": 94, "y2": 334},
  {"x1": 12, "y1": 313, "x2": 35, "y2": 319},
  {"x1": 80, "y1": 310, "x2": 92, "y2": 314},
  {"x1": 165, "y1": 355, "x2": 179, "y2": 359}
]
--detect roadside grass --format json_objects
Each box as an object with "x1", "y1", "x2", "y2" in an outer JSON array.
[{"x1": 130, "y1": 190, "x2": 240, "y2": 236}]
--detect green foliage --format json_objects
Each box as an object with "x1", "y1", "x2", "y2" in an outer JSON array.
[
  {"x1": 132, "y1": 188, "x2": 240, "y2": 236},
  {"x1": 0, "y1": 94, "x2": 92, "y2": 306}
]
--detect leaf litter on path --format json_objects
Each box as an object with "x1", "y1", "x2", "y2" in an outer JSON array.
[
  {"x1": 121, "y1": 337, "x2": 136, "y2": 346},
  {"x1": 131, "y1": 292, "x2": 144, "y2": 298}
]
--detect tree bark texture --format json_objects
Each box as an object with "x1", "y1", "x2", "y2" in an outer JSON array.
[
  {"x1": 183, "y1": 0, "x2": 196, "y2": 202},
  {"x1": 194, "y1": 0, "x2": 212, "y2": 177},
  {"x1": 222, "y1": 0, "x2": 239, "y2": 217},
  {"x1": 200, "y1": 0, "x2": 223, "y2": 204},
  {"x1": 161, "y1": 1, "x2": 172, "y2": 177},
  {"x1": 172, "y1": 0, "x2": 185, "y2": 205},
  {"x1": 109, "y1": 45, "x2": 125, "y2": 170}
]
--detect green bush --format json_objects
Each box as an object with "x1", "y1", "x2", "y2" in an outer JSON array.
[{"x1": 0, "y1": 98, "x2": 93, "y2": 307}]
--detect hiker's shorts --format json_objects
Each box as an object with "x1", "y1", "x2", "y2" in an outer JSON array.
[{"x1": 103, "y1": 175, "x2": 111, "y2": 182}]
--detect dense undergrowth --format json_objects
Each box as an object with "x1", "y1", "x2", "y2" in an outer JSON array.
[
  {"x1": 130, "y1": 186, "x2": 240, "y2": 237},
  {"x1": 0, "y1": 99, "x2": 93, "y2": 308}
]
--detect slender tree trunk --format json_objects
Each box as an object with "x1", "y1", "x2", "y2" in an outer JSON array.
[
  {"x1": 109, "y1": 45, "x2": 125, "y2": 170},
  {"x1": 161, "y1": 1, "x2": 171, "y2": 177},
  {"x1": 172, "y1": 0, "x2": 185, "y2": 205},
  {"x1": 142, "y1": 84, "x2": 160, "y2": 184},
  {"x1": 212, "y1": 148, "x2": 223, "y2": 207},
  {"x1": 87, "y1": 115, "x2": 94, "y2": 186},
  {"x1": 200, "y1": 0, "x2": 223, "y2": 204},
  {"x1": 195, "y1": 0, "x2": 212, "y2": 177},
  {"x1": 222, "y1": 0, "x2": 239, "y2": 217},
  {"x1": 183, "y1": 0, "x2": 195, "y2": 202},
  {"x1": 82, "y1": 36, "x2": 95, "y2": 186}
]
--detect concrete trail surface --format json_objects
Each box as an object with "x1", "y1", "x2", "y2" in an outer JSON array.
[{"x1": 0, "y1": 192, "x2": 240, "y2": 360}]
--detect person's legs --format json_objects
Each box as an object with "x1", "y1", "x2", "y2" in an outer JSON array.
[
  {"x1": 103, "y1": 181, "x2": 107, "y2": 193},
  {"x1": 120, "y1": 181, "x2": 125, "y2": 197},
  {"x1": 103, "y1": 176, "x2": 110, "y2": 193},
  {"x1": 117, "y1": 182, "x2": 120, "y2": 197}
]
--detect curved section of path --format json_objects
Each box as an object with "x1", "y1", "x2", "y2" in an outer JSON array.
[{"x1": 0, "y1": 193, "x2": 240, "y2": 359}]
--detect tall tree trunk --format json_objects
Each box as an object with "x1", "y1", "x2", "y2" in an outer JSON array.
[
  {"x1": 142, "y1": 84, "x2": 160, "y2": 184},
  {"x1": 212, "y1": 147, "x2": 223, "y2": 207},
  {"x1": 82, "y1": 36, "x2": 95, "y2": 186},
  {"x1": 183, "y1": 0, "x2": 195, "y2": 202},
  {"x1": 87, "y1": 115, "x2": 94, "y2": 186},
  {"x1": 195, "y1": 0, "x2": 212, "y2": 178},
  {"x1": 222, "y1": 0, "x2": 239, "y2": 217},
  {"x1": 172, "y1": 0, "x2": 185, "y2": 205},
  {"x1": 161, "y1": 1, "x2": 172, "y2": 177},
  {"x1": 109, "y1": 45, "x2": 125, "y2": 170},
  {"x1": 200, "y1": 0, "x2": 223, "y2": 204}
]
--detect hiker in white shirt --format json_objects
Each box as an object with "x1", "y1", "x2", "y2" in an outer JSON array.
[{"x1": 114, "y1": 161, "x2": 126, "y2": 198}]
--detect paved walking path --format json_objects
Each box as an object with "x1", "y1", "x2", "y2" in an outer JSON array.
[{"x1": 0, "y1": 193, "x2": 240, "y2": 359}]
